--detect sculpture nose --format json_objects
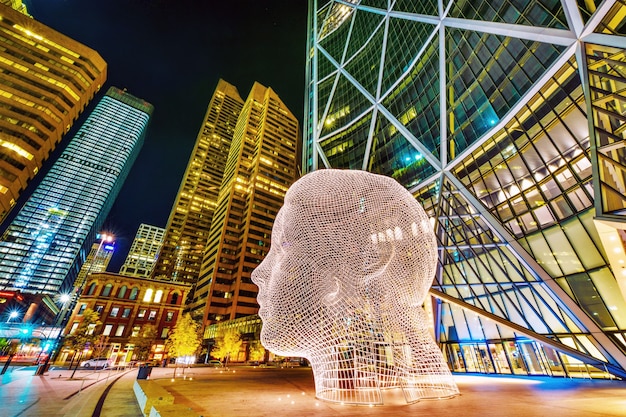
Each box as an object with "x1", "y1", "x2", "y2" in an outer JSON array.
[{"x1": 252, "y1": 254, "x2": 272, "y2": 288}]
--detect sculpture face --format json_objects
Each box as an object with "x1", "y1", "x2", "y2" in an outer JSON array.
[
  {"x1": 252, "y1": 169, "x2": 458, "y2": 404},
  {"x1": 253, "y1": 169, "x2": 437, "y2": 349}
]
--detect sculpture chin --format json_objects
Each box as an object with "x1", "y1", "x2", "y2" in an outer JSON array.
[{"x1": 260, "y1": 324, "x2": 303, "y2": 357}]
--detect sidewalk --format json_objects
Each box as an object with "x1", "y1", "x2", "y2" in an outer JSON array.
[
  {"x1": 0, "y1": 365, "x2": 141, "y2": 417},
  {"x1": 2, "y1": 364, "x2": 626, "y2": 416},
  {"x1": 145, "y1": 366, "x2": 626, "y2": 417}
]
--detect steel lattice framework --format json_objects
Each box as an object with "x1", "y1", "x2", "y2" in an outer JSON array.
[{"x1": 304, "y1": 0, "x2": 626, "y2": 379}]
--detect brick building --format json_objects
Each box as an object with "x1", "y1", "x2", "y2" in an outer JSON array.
[{"x1": 59, "y1": 272, "x2": 190, "y2": 364}]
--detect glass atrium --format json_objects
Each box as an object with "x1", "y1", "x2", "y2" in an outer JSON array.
[{"x1": 305, "y1": 0, "x2": 626, "y2": 379}]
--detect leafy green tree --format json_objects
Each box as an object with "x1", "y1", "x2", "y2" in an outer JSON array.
[
  {"x1": 211, "y1": 328, "x2": 242, "y2": 367},
  {"x1": 165, "y1": 313, "x2": 201, "y2": 374},
  {"x1": 62, "y1": 308, "x2": 101, "y2": 378},
  {"x1": 0, "y1": 338, "x2": 9, "y2": 355},
  {"x1": 128, "y1": 324, "x2": 157, "y2": 361}
]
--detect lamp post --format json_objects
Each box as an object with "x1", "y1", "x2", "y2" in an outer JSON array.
[
  {"x1": 1, "y1": 312, "x2": 22, "y2": 375},
  {"x1": 6, "y1": 311, "x2": 19, "y2": 323},
  {"x1": 59, "y1": 234, "x2": 113, "y2": 364},
  {"x1": 38, "y1": 233, "x2": 113, "y2": 375}
]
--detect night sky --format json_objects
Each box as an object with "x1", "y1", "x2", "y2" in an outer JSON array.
[{"x1": 22, "y1": 0, "x2": 308, "y2": 270}]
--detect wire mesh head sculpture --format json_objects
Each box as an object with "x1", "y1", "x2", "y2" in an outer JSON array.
[{"x1": 252, "y1": 169, "x2": 458, "y2": 405}]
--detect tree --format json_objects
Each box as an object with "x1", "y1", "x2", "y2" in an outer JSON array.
[
  {"x1": 62, "y1": 308, "x2": 101, "y2": 378},
  {"x1": 128, "y1": 324, "x2": 157, "y2": 361},
  {"x1": 248, "y1": 340, "x2": 266, "y2": 363},
  {"x1": 211, "y1": 328, "x2": 242, "y2": 367},
  {"x1": 92, "y1": 334, "x2": 109, "y2": 359},
  {"x1": 165, "y1": 313, "x2": 201, "y2": 375}
]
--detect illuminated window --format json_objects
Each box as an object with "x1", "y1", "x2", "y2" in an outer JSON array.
[
  {"x1": 70, "y1": 322, "x2": 79, "y2": 334},
  {"x1": 122, "y1": 308, "x2": 131, "y2": 318},
  {"x1": 154, "y1": 290, "x2": 163, "y2": 303},
  {"x1": 103, "y1": 324, "x2": 113, "y2": 336},
  {"x1": 143, "y1": 288, "x2": 153, "y2": 302},
  {"x1": 87, "y1": 323, "x2": 96, "y2": 335},
  {"x1": 165, "y1": 311, "x2": 174, "y2": 322},
  {"x1": 115, "y1": 325, "x2": 125, "y2": 337},
  {"x1": 129, "y1": 287, "x2": 139, "y2": 300},
  {"x1": 110, "y1": 307, "x2": 119, "y2": 317},
  {"x1": 161, "y1": 327, "x2": 169, "y2": 338},
  {"x1": 148, "y1": 310, "x2": 157, "y2": 321},
  {"x1": 138, "y1": 309, "x2": 146, "y2": 318},
  {"x1": 131, "y1": 326, "x2": 140, "y2": 337}
]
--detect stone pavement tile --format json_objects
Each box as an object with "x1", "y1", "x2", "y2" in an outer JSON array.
[
  {"x1": 144, "y1": 367, "x2": 626, "y2": 417},
  {"x1": 96, "y1": 369, "x2": 143, "y2": 417},
  {"x1": 0, "y1": 365, "x2": 137, "y2": 417}
]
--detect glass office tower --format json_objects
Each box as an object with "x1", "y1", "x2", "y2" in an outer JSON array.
[
  {"x1": 306, "y1": 1, "x2": 626, "y2": 379},
  {"x1": 0, "y1": 87, "x2": 153, "y2": 295}
]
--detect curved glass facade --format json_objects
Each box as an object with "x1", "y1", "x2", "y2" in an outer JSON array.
[
  {"x1": 306, "y1": 0, "x2": 626, "y2": 379},
  {"x1": 0, "y1": 87, "x2": 152, "y2": 295}
]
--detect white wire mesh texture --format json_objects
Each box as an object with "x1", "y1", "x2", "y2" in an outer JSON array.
[{"x1": 252, "y1": 169, "x2": 459, "y2": 405}]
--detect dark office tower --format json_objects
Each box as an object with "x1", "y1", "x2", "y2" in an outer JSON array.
[
  {"x1": 0, "y1": 87, "x2": 152, "y2": 295},
  {"x1": 0, "y1": 5, "x2": 107, "y2": 221},
  {"x1": 152, "y1": 80, "x2": 244, "y2": 283},
  {"x1": 306, "y1": 1, "x2": 626, "y2": 379},
  {"x1": 192, "y1": 82, "x2": 299, "y2": 324}
]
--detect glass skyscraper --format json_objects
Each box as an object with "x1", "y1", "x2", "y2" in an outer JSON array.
[
  {"x1": 0, "y1": 87, "x2": 153, "y2": 295},
  {"x1": 305, "y1": 1, "x2": 626, "y2": 379}
]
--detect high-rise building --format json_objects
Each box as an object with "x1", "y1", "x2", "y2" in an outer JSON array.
[
  {"x1": 0, "y1": 87, "x2": 153, "y2": 296},
  {"x1": 0, "y1": 5, "x2": 106, "y2": 221},
  {"x1": 1, "y1": 0, "x2": 30, "y2": 16},
  {"x1": 120, "y1": 224, "x2": 165, "y2": 278},
  {"x1": 74, "y1": 234, "x2": 115, "y2": 289},
  {"x1": 152, "y1": 80, "x2": 244, "y2": 283},
  {"x1": 194, "y1": 82, "x2": 299, "y2": 324},
  {"x1": 305, "y1": 1, "x2": 626, "y2": 379}
]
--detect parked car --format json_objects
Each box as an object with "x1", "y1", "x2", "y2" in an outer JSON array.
[
  {"x1": 80, "y1": 357, "x2": 111, "y2": 369},
  {"x1": 207, "y1": 360, "x2": 223, "y2": 367}
]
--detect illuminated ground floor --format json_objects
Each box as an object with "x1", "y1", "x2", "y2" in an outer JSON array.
[
  {"x1": 205, "y1": 315, "x2": 621, "y2": 380},
  {"x1": 444, "y1": 339, "x2": 615, "y2": 379}
]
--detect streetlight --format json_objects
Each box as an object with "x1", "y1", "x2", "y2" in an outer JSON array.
[
  {"x1": 6, "y1": 310, "x2": 19, "y2": 323},
  {"x1": 51, "y1": 232, "x2": 114, "y2": 367}
]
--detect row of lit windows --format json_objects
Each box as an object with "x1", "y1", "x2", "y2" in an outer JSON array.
[
  {"x1": 84, "y1": 282, "x2": 181, "y2": 305},
  {"x1": 79, "y1": 302, "x2": 176, "y2": 322},
  {"x1": 71, "y1": 319, "x2": 171, "y2": 339}
]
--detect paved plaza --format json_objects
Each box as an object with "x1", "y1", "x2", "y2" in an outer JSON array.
[{"x1": 1, "y1": 364, "x2": 626, "y2": 416}]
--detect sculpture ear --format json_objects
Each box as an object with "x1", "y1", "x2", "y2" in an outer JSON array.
[
  {"x1": 358, "y1": 243, "x2": 394, "y2": 299},
  {"x1": 322, "y1": 275, "x2": 341, "y2": 307}
]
